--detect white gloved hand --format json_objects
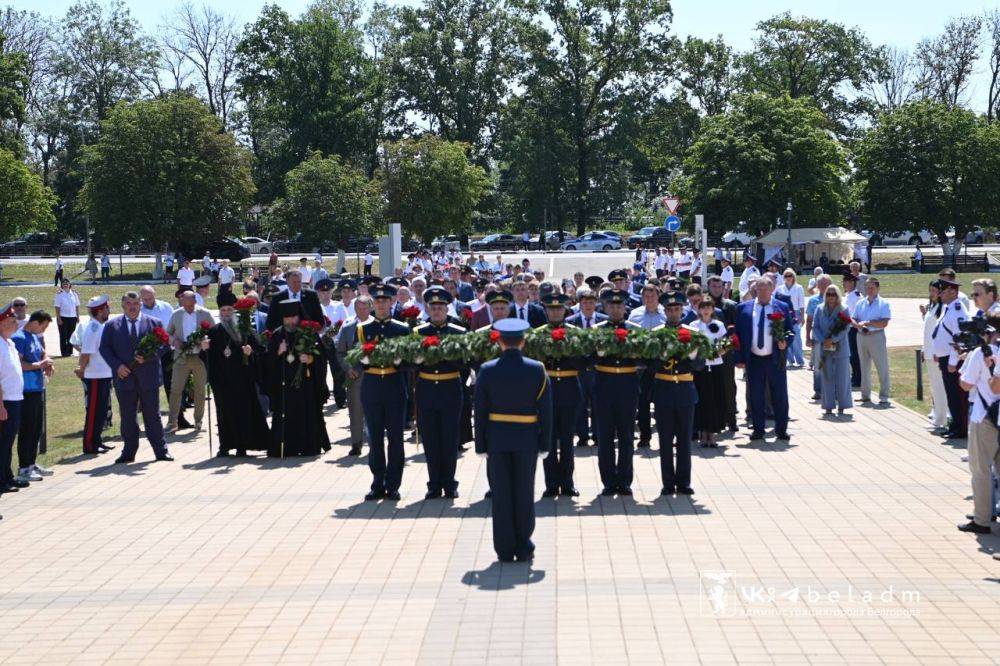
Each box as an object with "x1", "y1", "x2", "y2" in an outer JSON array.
[{"x1": 538, "y1": 451, "x2": 549, "y2": 460}]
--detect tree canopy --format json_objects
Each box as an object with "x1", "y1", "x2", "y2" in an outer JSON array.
[{"x1": 0, "y1": 147, "x2": 55, "y2": 239}]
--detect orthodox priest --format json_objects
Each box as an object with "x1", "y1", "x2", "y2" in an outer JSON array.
[
  {"x1": 266, "y1": 299, "x2": 331, "y2": 457},
  {"x1": 207, "y1": 291, "x2": 270, "y2": 456}
]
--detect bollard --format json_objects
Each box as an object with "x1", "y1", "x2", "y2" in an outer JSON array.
[{"x1": 915, "y1": 349, "x2": 923, "y2": 401}]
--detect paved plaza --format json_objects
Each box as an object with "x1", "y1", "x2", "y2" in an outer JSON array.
[{"x1": 0, "y1": 364, "x2": 998, "y2": 664}]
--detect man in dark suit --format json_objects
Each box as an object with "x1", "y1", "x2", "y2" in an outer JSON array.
[
  {"x1": 265, "y1": 269, "x2": 324, "y2": 331},
  {"x1": 474, "y1": 318, "x2": 552, "y2": 562},
  {"x1": 99, "y1": 291, "x2": 172, "y2": 463},
  {"x1": 734, "y1": 274, "x2": 795, "y2": 442},
  {"x1": 566, "y1": 288, "x2": 607, "y2": 447},
  {"x1": 507, "y1": 281, "x2": 546, "y2": 327},
  {"x1": 471, "y1": 289, "x2": 511, "y2": 331},
  {"x1": 457, "y1": 266, "x2": 476, "y2": 302}
]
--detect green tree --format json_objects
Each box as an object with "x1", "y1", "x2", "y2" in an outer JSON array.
[
  {"x1": 270, "y1": 151, "x2": 379, "y2": 248},
  {"x1": 854, "y1": 100, "x2": 1000, "y2": 244},
  {"x1": 80, "y1": 93, "x2": 255, "y2": 251},
  {"x1": 0, "y1": 147, "x2": 56, "y2": 239},
  {"x1": 679, "y1": 94, "x2": 848, "y2": 234},
  {"x1": 678, "y1": 35, "x2": 735, "y2": 116},
  {"x1": 741, "y1": 13, "x2": 884, "y2": 135},
  {"x1": 0, "y1": 29, "x2": 29, "y2": 155},
  {"x1": 392, "y1": 0, "x2": 524, "y2": 165},
  {"x1": 518, "y1": 0, "x2": 674, "y2": 236},
  {"x1": 378, "y1": 135, "x2": 489, "y2": 242},
  {"x1": 236, "y1": 1, "x2": 376, "y2": 201}
]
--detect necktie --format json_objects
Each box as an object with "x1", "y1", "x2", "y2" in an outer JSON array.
[
  {"x1": 756, "y1": 305, "x2": 765, "y2": 349},
  {"x1": 585, "y1": 317, "x2": 590, "y2": 329},
  {"x1": 129, "y1": 319, "x2": 138, "y2": 344},
  {"x1": 519, "y1": 307, "x2": 525, "y2": 321}
]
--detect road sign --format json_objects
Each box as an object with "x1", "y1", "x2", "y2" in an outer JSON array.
[
  {"x1": 665, "y1": 215, "x2": 681, "y2": 232},
  {"x1": 662, "y1": 195, "x2": 680, "y2": 215}
]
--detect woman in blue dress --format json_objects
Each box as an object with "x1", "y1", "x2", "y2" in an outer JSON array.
[{"x1": 812, "y1": 285, "x2": 853, "y2": 415}]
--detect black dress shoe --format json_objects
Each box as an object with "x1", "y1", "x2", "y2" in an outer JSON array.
[
  {"x1": 155, "y1": 454, "x2": 175, "y2": 462},
  {"x1": 384, "y1": 490, "x2": 401, "y2": 501},
  {"x1": 364, "y1": 490, "x2": 385, "y2": 501},
  {"x1": 485, "y1": 490, "x2": 492, "y2": 499},
  {"x1": 636, "y1": 440, "x2": 650, "y2": 449},
  {"x1": 96, "y1": 445, "x2": 113, "y2": 453},
  {"x1": 561, "y1": 487, "x2": 580, "y2": 497},
  {"x1": 775, "y1": 433, "x2": 790, "y2": 442},
  {"x1": 600, "y1": 487, "x2": 616, "y2": 496},
  {"x1": 217, "y1": 450, "x2": 231, "y2": 458},
  {"x1": 177, "y1": 415, "x2": 193, "y2": 429},
  {"x1": 515, "y1": 553, "x2": 534, "y2": 562},
  {"x1": 676, "y1": 486, "x2": 695, "y2": 495},
  {"x1": 8, "y1": 479, "x2": 29, "y2": 488},
  {"x1": 958, "y1": 520, "x2": 992, "y2": 534},
  {"x1": 660, "y1": 487, "x2": 673, "y2": 496},
  {"x1": 114, "y1": 457, "x2": 134, "y2": 464},
  {"x1": 542, "y1": 488, "x2": 559, "y2": 498},
  {"x1": 0, "y1": 485, "x2": 19, "y2": 493},
  {"x1": 425, "y1": 489, "x2": 442, "y2": 500},
  {"x1": 322, "y1": 443, "x2": 332, "y2": 452},
  {"x1": 349, "y1": 444, "x2": 362, "y2": 456},
  {"x1": 618, "y1": 486, "x2": 632, "y2": 496},
  {"x1": 236, "y1": 449, "x2": 247, "y2": 456},
  {"x1": 444, "y1": 489, "x2": 459, "y2": 499},
  {"x1": 498, "y1": 555, "x2": 514, "y2": 562},
  {"x1": 749, "y1": 431, "x2": 766, "y2": 441},
  {"x1": 576, "y1": 438, "x2": 588, "y2": 447}
]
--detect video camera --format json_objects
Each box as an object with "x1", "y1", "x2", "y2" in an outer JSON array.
[{"x1": 955, "y1": 316, "x2": 996, "y2": 357}]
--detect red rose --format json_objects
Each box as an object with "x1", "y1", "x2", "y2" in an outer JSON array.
[
  {"x1": 614, "y1": 328, "x2": 628, "y2": 342},
  {"x1": 234, "y1": 297, "x2": 256, "y2": 310},
  {"x1": 461, "y1": 308, "x2": 472, "y2": 321},
  {"x1": 153, "y1": 327, "x2": 169, "y2": 344},
  {"x1": 839, "y1": 311, "x2": 852, "y2": 323},
  {"x1": 489, "y1": 330, "x2": 501, "y2": 343},
  {"x1": 200, "y1": 320, "x2": 212, "y2": 330},
  {"x1": 551, "y1": 327, "x2": 566, "y2": 341},
  {"x1": 421, "y1": 335, "x2": 441, "y2": 348},
  {"x1": 730, "y1": 333, "x2": 741, "y2": 350},
  {"x1": 401, "y1": 306, "x2": 422, "y2": 319},
  {"x1": 362, "y1": 342, "x2": 376, "y2": 354},
  {"x1": 677, "y1": 328, "x2": 692, "y2": 343},
  {"x1": 767, "y1": 312, "x2": 784, "y2": 322}
]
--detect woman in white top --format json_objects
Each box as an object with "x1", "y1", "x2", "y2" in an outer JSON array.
[
  {"x1": 921, "y1": 281, "x2": 949, "y2": 430},
  {"x1": 776, "y1": 268, "x2": 806, "y2": 367},
  {"x1": 693, "y1": 296, "x2": 727, "y2": 447}
]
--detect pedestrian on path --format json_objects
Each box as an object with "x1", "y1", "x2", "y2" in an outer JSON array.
[{"x1": 852, "y1": 277, "x2": 891, "y2": 406}]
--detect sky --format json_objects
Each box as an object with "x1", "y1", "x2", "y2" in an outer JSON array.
[{"x1": 12, "y1": 0, "x2": 1000, "y2": 108}]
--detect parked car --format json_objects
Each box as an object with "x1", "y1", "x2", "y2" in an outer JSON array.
[
  {"x1": 57, "y1": 238, "x2": 88, "y2": 254},
  {"x1": 470, "y1": 233, "x2": 522, "y2": 251},
  {"x1": 591, "y1": 230, "x2": 623, "y2": 242},
  {"x1": 626, "y1": 226, "x2": 678, "y2": 249},
  {"x1": 431, "y1": 235, "x2": 463, "y2": 252},
  {"x1": 177, "y1": 237, "x2": 251, "y2": 262},
  {"x1": 720, "y1": 229, "x2": 754, "y2": 248},
  {"x1": 0, "y1": 232, "x2": 55, "y2": 254},
  {"x1": 560, "y1": 232, "x2": 621, "y2": 252},
  {"x1": 242, "y1": 236, "x2": 273, "y2": 254},
  {"x1": 862, "y1": 229, "x2": 937, "y2": 246},
  {"x1": 528, "y1": 231, "x2": 565, "y2": 250}
]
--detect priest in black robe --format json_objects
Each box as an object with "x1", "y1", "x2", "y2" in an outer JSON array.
[
  {"x1": 207, "y1": 291, "x2": 271, "y2": 456},
  {"x1": 265, "y1": 299, "x2": 331, "y2": 457}
]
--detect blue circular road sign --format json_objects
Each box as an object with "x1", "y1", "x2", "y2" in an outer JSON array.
[{"x1": 665, "y1": 215, "x2": 681, "y2": 232}]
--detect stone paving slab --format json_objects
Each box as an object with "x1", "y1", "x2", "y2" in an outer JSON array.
[{"x1": 0, "y1": 370, "x2": 997, "y2": 664}]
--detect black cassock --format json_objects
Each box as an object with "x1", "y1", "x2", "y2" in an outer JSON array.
[
  {"x1": 265, "y1": 326, "x2": 331, "y2": 457},
  {"x1": 206, "y1": 322, "x2": 271, "y2": 453}
]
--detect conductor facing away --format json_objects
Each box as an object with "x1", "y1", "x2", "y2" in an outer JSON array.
[{"x1": 474, "y1": 318, "x2": 553, "y2": 562}]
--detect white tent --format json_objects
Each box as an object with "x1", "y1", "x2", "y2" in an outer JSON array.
[{"x1": 754, "y1": 227, "x2": 867, "y2": 267}]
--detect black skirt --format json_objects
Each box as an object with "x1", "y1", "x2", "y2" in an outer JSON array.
[{"x1": 694, "y1": 365, "x2": 726, "y2": 433}]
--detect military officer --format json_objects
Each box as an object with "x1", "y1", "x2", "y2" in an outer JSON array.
[
  {"x1": 475, "y1": 289, "x2": 514, "y2": 500},
  {"x1": 593, "y1": 289, "x2": 643, "y2": 495},
  {"x1": 414, "y1": 286, "x2": 468, "y2": 499},
  {"x1": 474, "y1": 318, "x2": 552, "y2": 562},
  {"x1": 652, "y1": 291, "x2": 701, "y2": 495},
  {"x1": 931, "y1": 278, "x2": 970, "y2": 439},
  {"x1": 538, "y1": 293, "x2": 583, "y2": 497},
  {"x1": 357, "y1": 283, "x2": 411, "y2": 501},
  {"x1": 608, "y1": 269, "x2": 641, "y2": 309}
]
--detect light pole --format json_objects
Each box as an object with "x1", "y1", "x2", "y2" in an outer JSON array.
[{"x1": 785, "y1": 200, "x2": 793, "y2": 267}]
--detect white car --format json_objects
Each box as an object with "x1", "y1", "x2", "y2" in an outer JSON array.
[
  {"x1": 862, "y1": 229, "x2": 937, "y2": 246},
  {"x1": 560, "y1": 232, "x2": 621, "y2": 252},
  {"x1": 242, "y1": 236, "x2": 273, "y2": 253},
  {"x1": 721, "y1": 230, "x2": 754, "y2": 247}
]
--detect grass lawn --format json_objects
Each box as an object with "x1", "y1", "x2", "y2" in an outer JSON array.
[
  {"x1": 795, "y1": 271, "x2": 996, "y2": 299},
  {"x1": 886, "y1": 345, "x2": 928, "y2": 415}
]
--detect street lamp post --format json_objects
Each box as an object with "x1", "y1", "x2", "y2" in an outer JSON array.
[{"x1": 786, "y1": 200, "x2": 793, "y2": 268}]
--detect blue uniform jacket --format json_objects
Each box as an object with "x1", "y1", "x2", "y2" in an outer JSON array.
[{"x1": 474, "y1": 348, "x2": 553, "y2": 454}]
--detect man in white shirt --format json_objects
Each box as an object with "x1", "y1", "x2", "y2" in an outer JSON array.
[
  {"x1": 720, "y1": 258, "x2": 735, "y2": 299},
  {"x1": 192, "y1": 276, "x2": 212, "y2": 307},
  {"x1": 298, "y1": 258, "x2": 312, "y2": 286},
  {"x1": 690, "y1": 249, "x2": 703, "y2": 284},
  {"x1": 11, "y1": 298, "x2": 27, "y2": 331},
  {"x1": 738, "y1": 254, "x2": 760, "y2": 299},
  {"x1": 713, "y1": 246, "x2": 724, "y2": 274},
  {"x1": 958, "y1": 319, "x2": 1000, "y2": 534},
  {"x1": 217, "y1": 259, "x2": 236, "y2": 294},
  {"x1": 177, "y1": 260, "x2": 195, "y2": 288},
  {"x1": 0, "y1": 303, "x2": 26, "y2": 493},
  {"x1": 100, "y1": 253, "x2": 112, "y2": 281},
  {"x1": 363, "y1": 251, "x2": 375, "y2": 277},
  {"x1": 312, "y1": 260, "x2": 329, "y2": 286},
  {"x1": 139, "y1": 284, "x2": 180, "y2": 420},
  {"x1": 202, "y1": 252, "x2": 212, "y2": 275},
  {"x1": 165, "y1": 291, "x2": 214, "y2": 432},
  {"x1": 76, "y1": 295, "x2": 114, "y2": 454},
  {"x1": 54, "y1": 279, "x2": 80, "y2": 357},
  {"x1": 653, "y1": 249, "x2": 668, "y2": 277}
]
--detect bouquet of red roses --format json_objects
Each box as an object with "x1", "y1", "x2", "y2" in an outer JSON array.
[
  {"x1": 400, "y1": 305, "x2": 422, "y2": 327},
  {"x1": 830, "y1": 309, "x2": 852, "y2": 337},
  {"x1": 291, "y1": 320, "x2": 323, "y2": 388},
  {"x1": 132, "y1": 326, "x2": 170, "y2": 368},
  {"x1": 182, "y1": 320, "x2": 213, "y2": 354},
  {"x1": 234, "y1": 297, "x2": 258, "y2": 364},
  {"x1": 767, "y1": 311, "x2": 787, "y2": 345}
]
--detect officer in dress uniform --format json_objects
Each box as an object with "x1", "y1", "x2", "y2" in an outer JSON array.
[
  {"x1": 414, "y1": 286, "x2": 468, "y2": 499},
  {"x1": 538, "y1": 293, "x2": 583, "y2": 497},
  {"x1": 474, "y1": 318, "x2": 553, "y2": 562},
  {"x1": 593, "y1": 289, "x2": 643, "y2": 496},
  {"x1": 931, "y1": 278, "x2": 970, "y2": 439},
  {"x1": 651, "y1": 291, "x2": 701, "y2": 495},
  {"x1": 608, "y1": 269, "x2": 642, "y2": 309},
  {"x1": 357, "y1": 283, "x2": 412, "y2": 500},
  {"x1": 475, "y1": 289, "x2": 515, "y2": 500}
]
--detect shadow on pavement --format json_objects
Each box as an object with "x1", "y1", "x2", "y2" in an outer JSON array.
[{"x1": 461, "y1": 561, "x2": 545, "y2": 590}]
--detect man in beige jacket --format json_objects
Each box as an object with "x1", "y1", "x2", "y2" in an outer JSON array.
[{"x1": 166, "y1": 291, "x2": 214, "y2": 432}]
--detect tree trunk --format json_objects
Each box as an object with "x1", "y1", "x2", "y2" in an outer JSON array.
[{"x1": 574, "y1": 143, "x2": 589, "y2": 238}]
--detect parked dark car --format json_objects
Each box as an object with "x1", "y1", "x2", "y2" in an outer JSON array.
[
  {"x1": 58, "y1": 239, "x2": 88, "y2": 254},
  {"x1": 0, "y1": 232, "x2": 56, "y2": 255},
  {"x1": 626, "y1": 226, "x2": 678, "y2": 249},
  {"x1": 469, "y1": 233, "x2": 522, "y2": 251},
  {"x1": 177, "y1": 237, "x2": 251, "y2": 262}
]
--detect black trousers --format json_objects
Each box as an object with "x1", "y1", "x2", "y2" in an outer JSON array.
[
  {"x1": 939, "y1": 356, "x2": 969, "y2": 436},
  {"x1": 416, "y1": 382, "x2": 462, "y2": 494},
  {"x1": 83, "y1": 378, "x2": 112, "y2": 453},
  {"x1": 636, "y1": 367, "x2": 654, "y2": 443},
  {"x1": 653, "y1": 400, "x2": 693, "y2": 490},
  {"x1": 362, "y1": 374, "x2": 407, "y2": 493},
  {"x1": 848, "y1": 328, "x2": 861, "y2": 387},
  {"x1": 363, "y1": 264, "x2": 373, "y2": 276},
  {"x1": 595, "y1": 374, "x2": 638, "y2": 490},
  {"x1": 488, "y1": 450, "x2": 537, "y2": 560},
  {"x1": 54, "y1": 269, "x2": 63, "y2": 287},
  {"x1": 17, "y1": 391, "x2": 44, "y2": 469},
  {"x1": 543, "y1": 401, "x2": 580, "y2": 491},
  {"x1": 0, "y1": 400, "x2": 23, "y2": 485},
  {"x1": 58, "y1": 317, "x2": 78, "y2": 357}
]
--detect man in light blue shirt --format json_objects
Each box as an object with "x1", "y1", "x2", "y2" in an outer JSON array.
[{"x1": 851, "y1": 277, "x2": 891, "y2": 405}]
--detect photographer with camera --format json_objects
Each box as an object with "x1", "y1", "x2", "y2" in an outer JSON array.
[
  {"x1": 930, "y1": 278, "x2": 970, "y2": 439},
  {"x1": 957, "y1": 313, "x2": 1000, "y2": 534}
]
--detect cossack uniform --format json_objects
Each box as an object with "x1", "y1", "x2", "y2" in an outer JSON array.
[{"x1": 414, "y1": 286, "x2": 468, "y2": 499}]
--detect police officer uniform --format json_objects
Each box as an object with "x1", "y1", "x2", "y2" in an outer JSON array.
[
  {"x1": 931, "y1": 279, "x2": 970, "y2": 438},
  {"x1": 538, "y1": 294, "x2": 583, "y2": 497},
  {"x1": 474, "y1": 319, "x2": 553, "y2": 562},
  {"x1": 593, "y1": 289, "x2": 643, "y2": 495},
  {"x1": 358, "y1": 284, "x2": 412, "y2": 500},
  {"x1": 651, "y1": 291, "x2": 700, "y2": 495},
  {"x1": 414, "y1": 287, "x2": 468, "y2": 499}
]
